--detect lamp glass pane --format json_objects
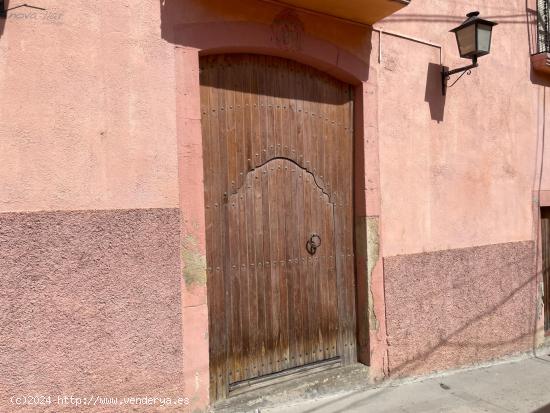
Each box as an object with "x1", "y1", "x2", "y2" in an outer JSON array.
[
  {"x1": 477, "y1": 23, "x2": 492, "y2": 53},
  {"x1": 457, "y1": 24, "x2": 476, "y2": 56}
]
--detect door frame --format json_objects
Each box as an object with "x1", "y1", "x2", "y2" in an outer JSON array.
[{"x1": 173, "y1": 17, "x2": 387, "y2": 407}]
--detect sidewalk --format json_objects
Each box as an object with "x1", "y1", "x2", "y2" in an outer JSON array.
[{"x1": 262, "y1": 352, "x2": 550, "y2": 413}]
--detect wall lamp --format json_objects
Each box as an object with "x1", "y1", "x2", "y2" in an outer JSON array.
[{"x1": 442, "y1": 11, "x2": 498, "y2": 95}]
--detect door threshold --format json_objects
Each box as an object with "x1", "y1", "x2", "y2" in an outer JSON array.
[
  {"x1": 229, "y1": 357, "x2": 341, "y2": 396},
  {"x1": 213, "y1": 362, "x2": 370, "y2": 413}
]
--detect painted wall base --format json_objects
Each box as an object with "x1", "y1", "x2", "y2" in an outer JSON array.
[
  {"x1": 0, "y1": 209, "x2": 185, "y2": 412},
  {"x1": 384, "y1": 241, "x2": 539, "y2": 377}
]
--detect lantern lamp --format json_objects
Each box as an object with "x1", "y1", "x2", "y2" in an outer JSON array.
[{"x1": 442, "y1": 12, "x2": 498, "y2": 95}]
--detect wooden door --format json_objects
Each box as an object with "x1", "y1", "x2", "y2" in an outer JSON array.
[
  {"x1": 200, "y1": 54, "x2": 356, "y2": 400},
  {"x1": 542, "y1": 208, "x2": 550, "y2": 332}
]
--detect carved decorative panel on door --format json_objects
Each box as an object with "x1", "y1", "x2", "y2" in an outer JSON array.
[{"x1": 200, "y1": 54, "x2": 355, "y2": 400}]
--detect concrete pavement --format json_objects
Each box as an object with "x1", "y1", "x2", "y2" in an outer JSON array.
[{"x1": 262, "y1": 352, "x2": 550, "y2": 413}]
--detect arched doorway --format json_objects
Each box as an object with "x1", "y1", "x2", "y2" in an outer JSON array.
[{"x1": 200, "y1": 54, "x2": 356, "y2": 400}]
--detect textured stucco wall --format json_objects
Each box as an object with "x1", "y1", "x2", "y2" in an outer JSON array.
[
  {"x1": 0, "y1": 209, "x2": 184, "y2": 412},
  {"x1": 384, "y1": 241, "x2": 537, "y2": 377}
]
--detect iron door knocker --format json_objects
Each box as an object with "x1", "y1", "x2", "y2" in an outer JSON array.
[{"x1": 306, "y1": 234, "x2": 321, "y2": 255}]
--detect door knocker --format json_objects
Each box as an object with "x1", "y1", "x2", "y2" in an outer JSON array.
[{"x1": 306, "y1": 234, "x2": 321, "y2": 255}]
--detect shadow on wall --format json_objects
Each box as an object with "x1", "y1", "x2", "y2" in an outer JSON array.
[
  {"x1": 157, "y1": 0, "x2": 372, "y2": 84},
  {"x1": 425, "y1": 62, "x2": 446, "y2": 122},
  {"x1": 0, "y1": 0, "x2": 7, "y2": 38},
  {"x1": 159, "y1": 0, "x2": 186, "y2": 45}
]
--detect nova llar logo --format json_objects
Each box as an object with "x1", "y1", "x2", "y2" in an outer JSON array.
[{"x1": 0, "y1": 1, "x2": 46, "y2": 18}]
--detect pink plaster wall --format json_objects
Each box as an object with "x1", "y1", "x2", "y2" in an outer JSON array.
[
  {"x1": 1, "y1": 0, "x2": 549, "y2": 410},
  {"x1": 384, "y1": 241, "x2": 538, "y2": 377},
  {"x1": 0, "y1": 0, "x2": 179, "y2": 212},
  {"x1": 375, "y1": 0, "x2": 538, "y2": 257},
  {"x1": 0, "y1": 209, "x2": 185, "y2": 412}
]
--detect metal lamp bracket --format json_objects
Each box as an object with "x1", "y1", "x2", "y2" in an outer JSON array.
[{"x1": 441, "y1": 56, "x2": 478, "y2": 95}]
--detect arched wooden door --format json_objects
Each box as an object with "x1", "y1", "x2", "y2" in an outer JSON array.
[{"x1": 200, "y1": 54, "x2": 355, "y2": 400}]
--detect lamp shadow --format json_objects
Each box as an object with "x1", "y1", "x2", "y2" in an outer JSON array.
[
  {"x1": 425, "y1": 62, "x2": 446, "y2": 122},
  {"x1": 0, "y1": 0, "x2": 7, "y2": 38}
]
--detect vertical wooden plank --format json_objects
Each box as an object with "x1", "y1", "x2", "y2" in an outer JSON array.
[
  {"x1": 334, "y1": 80, "x2": 347, "y2": 362},
  {"x1": 267, "y1": 57, "x2": 277, "y2": 160},
  {"x1": 281, "y1": 58, "x2": 291, "y2": 159},
  {"x1": 275, "y1": 160, "x2": 286, "y2": 373},
  {"x1": 295, "y1": 65, "x2": 307, "y2": 369},
  {"x1": 303, "y1": 69, "x2": 312, "y2": 176},
  {"x1": 314, "y1": 83, "x2": 324, "y2": 364},
  {"x1": 328, "y1": 202, "x2": 338, "y2": 359},
  {"x1": 294, "y1": 65, "x2": 305, "y2": 168},
  {"x1": 327, "y1": 83, "x2": 338, "y2": 361},
  {"x1": 226, "y1": 59, "x2": 238, "y2": 195},
  {"x1": 267, "y1": 160, "x2": 279, "y2": 375},
  {"x1": 222, "y1": 58, "x2": 242, "y2": 383},
  {"x1": 341, "y1": 83, "x2": 352, "y2": 362},
  {"x1": 310, "y1": 72, "x2": 319, "y2": 185},
  {"x1": 301, "y1": 67, "x2": 313, "y2": 367},
  {"x1": 234, "y1": 57, "x2": 246, "y2": 190},
  {"x1": 274, "y1": 59, "x2": 284, "y2": 158},
  {"x1": 348, "y1": 86, "x2": 357, "y2": 361},
  {"x1": 227, "y1": 193, "x2": 240, "y2": 384},
  {"x1": 282, "y1": 63, "x2": 292, "y2": 372},
  {"x1": 237, "y1": 176, "x2": 249, "y2": 383},
  {"x1": 212, "y1": 56, "x2": 230, "y2": 398},
  {"x1": 258, "y1": 56, "x2": 268, "y2": 165},
  {"x1": 279, "y1": 160, "x2": 291, "y2": 372},
  {"x1": 243, "y1": 57, "x2": 254, "y2": 172},
  {"x1": 252, "y1": 166, "x2": 265, "y2": 380},
  {"x1": 246, "y1": 61, "x2": 261, "y2": 381},
  {"x1": 250, "y1": 57, "x2": 262, "y2": 169},
  {"x1": 319, "y1": 76, "x2": 327, "y2": 188},
  {"x1": 259, "y1": 162, "x2": 272, "y2": 377},
  {"x1": 312, "y1": 174, "x2": 322, "y2": 364},
  {"x1": 319, "y1": 192, "x2": 329, "y2": 361},
  {"x1": 297, "y1": 167, "x2": 307, "y2": 368},
  {"x1": 319, "y1": 82, "x2": 331, "y2": 361},
  {"x1": 303, "y1": 170, "x2": 313, "y2": 365},
  {"x1": 232, "y1": 57, "x2": 249, "y2": 382},
  {"x1": 288, "y1": 61, "x2": 297, "y2": 164},
  {"x1": 288, "y1": 162, "x2": 300, "y2": 369}
]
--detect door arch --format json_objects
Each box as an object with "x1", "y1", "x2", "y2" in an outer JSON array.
[{"x1": 200, "y1": 54, "x2": 356, "y2": 400}]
